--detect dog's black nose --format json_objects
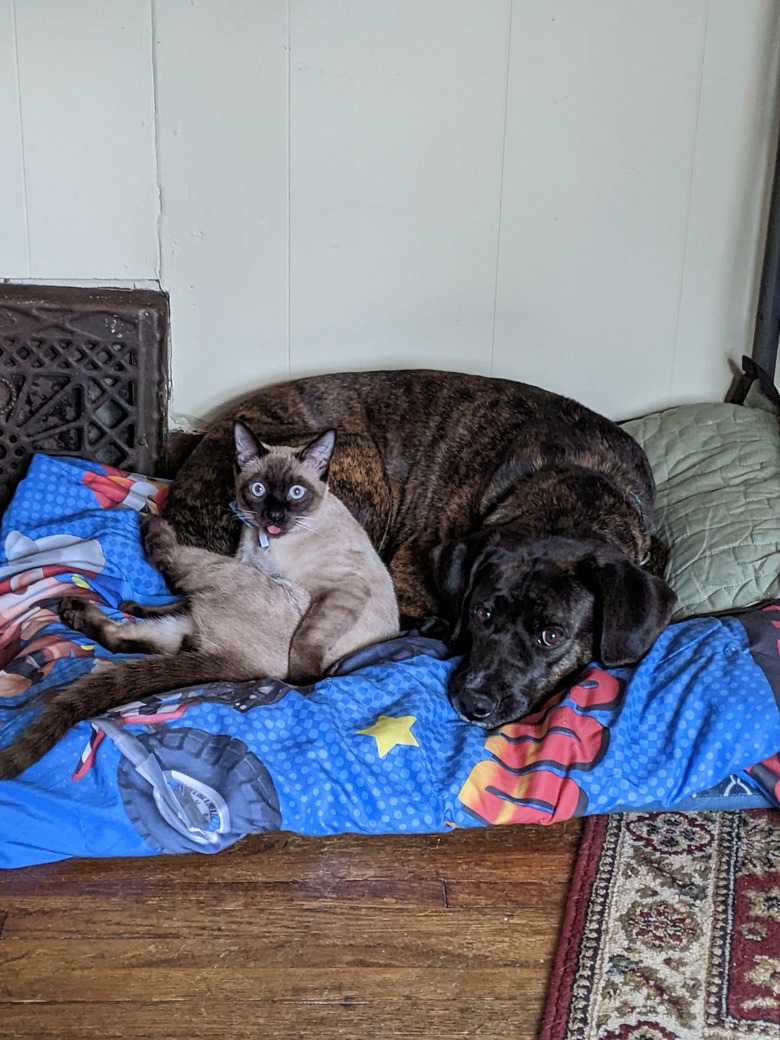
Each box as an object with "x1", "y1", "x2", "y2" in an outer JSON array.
[{"x1": 460, "y1": 693, "x2": 496, "y2": 723}]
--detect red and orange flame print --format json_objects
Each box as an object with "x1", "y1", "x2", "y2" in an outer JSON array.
[
  {"x1": 82, "y1": 467, "x2": 168, "y2": 514},
  {"x1": 458, "y1": 668, "x2": 624, "y2": 826}
]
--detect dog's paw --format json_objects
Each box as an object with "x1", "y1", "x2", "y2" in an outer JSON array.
[{"x1": 405, "y1": 614, "x2": 453, "y2": 641}]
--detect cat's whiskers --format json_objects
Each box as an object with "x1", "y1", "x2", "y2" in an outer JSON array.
[
  {"x1": 226, "y1": 505, "x2": 245, "y2": 523},
  {"x1": 294, "y1": 516, "x2": 321, "y2": 535},
  {"x1": 228, "y1": 505, "x2": 256, "y2": 527}
]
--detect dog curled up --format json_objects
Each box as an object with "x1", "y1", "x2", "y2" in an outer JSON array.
[{"x1": 165, "y1": 369, "x2": 676, "y2": 728}]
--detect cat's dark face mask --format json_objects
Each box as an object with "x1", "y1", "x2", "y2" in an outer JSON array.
[
  {"x1": 233, "y1": 422, "x2": 336, "y2": 542},
  {"x1": 238, "y1": 463, "x2": 319, "y2": 539}
]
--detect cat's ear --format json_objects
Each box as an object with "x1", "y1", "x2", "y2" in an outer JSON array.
[
  {"x1": 300, "y1": 429, "x2": 336, "y2": 480},
  {"x1": 234, "y1": 421, "x2": 267, "y2": 468}
]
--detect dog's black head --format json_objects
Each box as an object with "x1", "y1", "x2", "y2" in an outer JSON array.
[{"x1": 433, "y1": 532, "x2": 676, "y2": 728}]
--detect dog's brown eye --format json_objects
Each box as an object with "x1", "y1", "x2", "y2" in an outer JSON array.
[
  {"x1": 472, "y1": 604, "x2": 492, "y2": 624},
  {"x1": 538, "y1": 626, "x2": 564, "y2": 648}
]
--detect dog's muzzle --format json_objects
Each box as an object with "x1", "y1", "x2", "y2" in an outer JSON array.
[{"x1": 448, "y1": 685, "x2": 529, "y2": 729}]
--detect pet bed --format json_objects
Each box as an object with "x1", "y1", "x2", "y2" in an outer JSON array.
[{"x1": 1, "y1": 416, "x2": 780, "y2": 868}]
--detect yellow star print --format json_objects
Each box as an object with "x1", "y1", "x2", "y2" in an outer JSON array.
[{"x1": 357, "y1": 715, "x2": 419, "y2": 758}]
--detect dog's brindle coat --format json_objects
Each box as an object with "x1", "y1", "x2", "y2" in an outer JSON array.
[{"x1": 165, "y1": 370, "x2": 675, "y2": 727}]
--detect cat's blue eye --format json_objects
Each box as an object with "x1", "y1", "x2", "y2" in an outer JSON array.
[
  {"x1": 250, "y1": 481, "x2": 266, "y2": 497},
  {"x1": 288, "y1": 485, "x2": 306, "y2": 501}
]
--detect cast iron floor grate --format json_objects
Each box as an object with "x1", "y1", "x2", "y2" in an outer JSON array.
[{"x1": 0, "y1": 285, "x2": 169, "y2": 513}]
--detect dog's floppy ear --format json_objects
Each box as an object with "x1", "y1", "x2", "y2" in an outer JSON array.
[
  {"x1": 430, "y1": 530, "x2": 498, "y2": 641},
  {"x1": 581, "y1": 552, "x2": 677, "y2": 666}
]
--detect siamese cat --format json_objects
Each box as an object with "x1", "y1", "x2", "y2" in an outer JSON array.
[
  {"x1": 231, "y1": 420, "x2": 399, "y2": 683},
  {"x1": 0, "y1": 424, "x2": 398, "y2": 780}
]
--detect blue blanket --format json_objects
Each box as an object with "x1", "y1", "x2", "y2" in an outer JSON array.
[{"x1": 0, "y1": 455, "x2": 778, "y2": 869}]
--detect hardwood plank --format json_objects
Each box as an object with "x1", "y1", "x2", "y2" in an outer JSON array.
[
  {"x1": 1, "y1": 901, "x2": 562, "y2": 966},
  {"x1": 0, "y1": 823, "x2": 581, "y2": 1040},
  {"x1": 1, "y1": 824, "x2": 580, "y2": 891},
  {"x1": 2, "y1": 878, "x2": 454, "y2": 920},
  {"x1": 0, "y1": 994, "x2": 545, "y2": 1040},
  {"x1": 3, "y1": 966, "x2": 537, "y2": 1003}
]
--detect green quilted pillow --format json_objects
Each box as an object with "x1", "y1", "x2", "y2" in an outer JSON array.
[{"x1": 624, "y1": 389, "x2": 780, "y2": 619}]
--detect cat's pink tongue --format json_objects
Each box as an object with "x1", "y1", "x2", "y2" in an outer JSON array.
[{"x1": 266, "y1": 524, "x2": 282, "y2": 536}]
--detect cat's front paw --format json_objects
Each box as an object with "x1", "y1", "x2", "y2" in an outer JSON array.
[{"x1": 140, "y1": 514, "x2": 177, "y2": 563}]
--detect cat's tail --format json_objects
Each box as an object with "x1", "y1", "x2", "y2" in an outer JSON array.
[{"x1": 0, "y1": 652, "x2": 249, "y2": 781}]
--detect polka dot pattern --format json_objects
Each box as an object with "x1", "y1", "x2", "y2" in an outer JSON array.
[
  {"x1": 1, "y1": 454, "x2": 172, "y2": 605},
  {"x1": 0, "y1": 455, "x2": 779, "y2": 868}
]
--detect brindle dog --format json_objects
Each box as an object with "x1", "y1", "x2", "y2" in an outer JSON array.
[{"x1": 165, "y1": 370, "x2": 675, "y2": 727}]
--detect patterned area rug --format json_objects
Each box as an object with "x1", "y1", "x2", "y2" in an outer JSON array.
[{"x1": 541, "y1": 810, "x2": 780, "y2": 1039}]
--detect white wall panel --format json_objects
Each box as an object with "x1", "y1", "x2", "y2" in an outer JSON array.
[
  {"x1": 287, "y1": 0, "x2": 510, "y2": 378},
  {"x1": 1, "y1": 1, "x2": 777, "y2": 423},
  {"x1": 14, "y1": 1, "x2": 158, "y2": 279},
  {"x1": 673, "y1": 0, "x2": 780, "y2": 405},
  {"x1": 0, "y1": 0, "x2": 30, "y2": 276},
  {"x1": 493, "y1": 0, "x2": 708, "y2": 419},
  {"x1": 154, "y1": 0, "x2": 289, "y2": 421}
]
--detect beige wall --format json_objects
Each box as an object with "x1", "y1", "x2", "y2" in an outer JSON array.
[{"x1": 2, "y1": 1, "x2": 779, "y2": 425}]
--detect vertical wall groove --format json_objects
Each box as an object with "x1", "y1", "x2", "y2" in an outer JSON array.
[
  {"x1": 489, "y1": 0, "x2": 514, "y2": 376},
  {"x1": 286, "y1": 0, "x2": 292, "y2": 377},
  {"x1": 10, "y1": 0, "x2": 31, "y2": 276}
]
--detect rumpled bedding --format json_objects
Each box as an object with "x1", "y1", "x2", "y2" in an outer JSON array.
[{"x1": 0, "y1": 455, "x2": 778, "y2": 869}]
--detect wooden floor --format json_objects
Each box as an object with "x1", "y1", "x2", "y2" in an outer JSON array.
[{"x1": 1, "y1": 822, "x2": 580, "y2": 1040}]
